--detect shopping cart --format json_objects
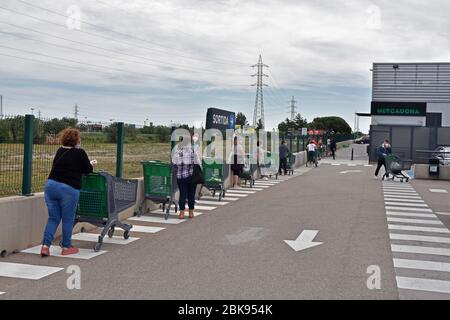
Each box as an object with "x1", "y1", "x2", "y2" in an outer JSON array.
[
  {"x1": 199, "y1": 158, "x2": 226, "y2": 201},
  {"x1": 260, "y1": 152, "x2": 279, "y2": 179},
  {"x1": 239, "y1": 155, "x2": 257, "y2": 187},
  {"x1": 383, "y1": 154, "x2": 413, "y2": 182},
  {"x1": 75, "y1": 172, "x2": 138, "y2": 252},
  {"x1": 286, "y1": 153, "x2": 295, "y2": 175},
  {"x1": 136, "y1": 160, "x2": 178, "y2": 220}
]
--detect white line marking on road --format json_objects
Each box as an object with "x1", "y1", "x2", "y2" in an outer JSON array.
[
  {"x1": 394, "y1": 259, "x2": 450, "y2": 272},
  {"x1": 253, "y1": 183, "x2": 277, "y2": 187},
  {"x1": 384, "y1": 202, "x2": 429, "y2": 208},
  {"x1": 226, "y1": 190, "x2": 257, "y2": 194},
  {"x1": 386, "y1": 207, "x2": 433, "y2": 213},
  {"x1": 384, "y1": 198, "x2": 425, "y2": 203},
  {"x1": 331, "y1": 164, "x2": 341, "y2": 166},
  {"x1": 71, "y1": 233, "x2": 139, "y2": 245},
  {"x1": 128, "y1": 216, "x2": 185, "y2": 224},
  {"x1": 390, "y1": 234, "x2": 450, "y2": 244},
  {"x1": 151, "y1": 210, "x2": 205, "y2": 217},
  {"x1": 392, "y1": 244, "x2": 450, "y2": 257},
  {"x1": 340, "y1": 170, "x2": 362, "y2": 174},
  {"x1": 384, "y1": 192, "x2": 420, "y2": 197},
  {"x1": 396, "y1": 277, "x2": 450, "y2": 294},
  {"x1": 202, "y1": 196, "x2": 239, "y2": 201},
  {"x1": 383, "y1": 189, "x2": 417, "y2": 193},
  {"x1": 0, "y1": 292, "x2": 4, "y2": 295},
  {"x1": 387, "y1": 217, "x2": 443, "y2": 225},
  {"x1": 119, "y1": 225, "x2": 165, "y2": 234},
  {"x1": 21, "y1": 246, "x2": 107, "y2": 260},
  {"x1": 388, "y1": 224, "x2": 450, "y2": 234},
  {"x1": 364, "y1": 165, "x2": 374, "y2": 167},
  {"x1": 224, "y1": 193, "x2": 248, "y2": 198},
  {"x1": 436, "y1": 212, "x2": 450, "y2": 216},
  {"x1": 192, "y1": 205, "x2": 217, "y2": 211},
  {"x1": 348, "y1": 164, "x2": 358, "y2": 167},
  {"x1": 232, "y1": 187, "x2": 264, "y2": 191},
  {"x1": 0, "y1": 262, "x2": 63, "y2": 280},
  {"x1": 387, "y1": 212, "x2": 437, "y2": 218},
  {"x1": 196, "y1": 200, "x2": 229, "y2": 206},
  {"x1": 430, "y1": 189, "x2": 449, "y2": 194},
  {"x1": 383, "y1": 195, "x2": 422, "y2": 200}
]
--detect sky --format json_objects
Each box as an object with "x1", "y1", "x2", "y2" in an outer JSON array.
[{"x1": 1, "y1": 0, "x2": 450, "y2": 133}]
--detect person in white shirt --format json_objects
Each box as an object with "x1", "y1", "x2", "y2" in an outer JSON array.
[{"x1": 306, "y1": 140, "x2": 317, "y2": 167}]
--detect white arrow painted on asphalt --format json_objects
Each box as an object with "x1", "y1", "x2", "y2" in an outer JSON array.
[
  {"x1": 340, "y1": 170, "x2": 362, "y2": 174},
  {"x1": 284, "y1": 230, "x2": 323, "y2": 252}
]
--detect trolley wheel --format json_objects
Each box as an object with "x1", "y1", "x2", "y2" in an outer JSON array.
[
  {"x1": 406, "y1": 178, "x2": 410, "y2": 182},
  {"x1": 123, "y1": 230, "x2": 130, "y2": 240},
  {"x1": 400, "y1": 179, "x2": 404, "y2": 183},
  {"x1": 213, "y1": 190, "x2": 216, "y2": 198},
  {"x1": 94, "y1": 242, "x2": 102, "y2": 252},
  {"x1": 108, "y1": 227, "x2": 115, "y2": 239},
  {"x1": 219, "y1": 192, "x2": 222, "y2": 202}
]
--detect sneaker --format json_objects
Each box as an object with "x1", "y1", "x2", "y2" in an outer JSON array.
[
  {"x1": 61, "y1": 246, "x2": 79, "y2": 256},
  {"x1": 40, "y1": 245, "x2": 50, "y2": 257}
]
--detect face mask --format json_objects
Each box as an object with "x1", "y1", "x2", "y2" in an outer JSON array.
[{"x1": 193, "y1": 136, "x2": 199, "y2": 143}]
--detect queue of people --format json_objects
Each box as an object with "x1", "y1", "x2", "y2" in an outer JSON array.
[{"x1": 39, "y1": 127, "x2": 343, "y2": 257}]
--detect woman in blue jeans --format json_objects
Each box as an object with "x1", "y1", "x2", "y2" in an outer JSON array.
[
  {"x1": 40, "y1": 128, "x2": 96, "y2": 257},
  {"x1": 172, "y1": 135, "x2": 201, "y2": 219}
]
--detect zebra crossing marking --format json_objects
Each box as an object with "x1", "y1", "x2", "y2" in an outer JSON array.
[
  {"x1": 391, "y1": 244, "x2": 450, "y2": 257},
  {"x1": 150, "y1": 210, "x2": 205, "y2": 217},
  {"x1": 72, "y1": 233, "x2": 139, "y2": 245},
  {"x1": 22, "y1": 246, "x2": 107, "y2": 260},
  {"x1": 202, "y1": 196, "x2": 239, "y2": 201},
  {"x1": 118, "y1": 224, "x2": 165, "y2": 234},
  {"x1": 388, "y1": 224, "x2": 450, "y2": 234},
  {"x1": 387, "y1": 212, "x2": 437, "y2": 218},
  {"x1": 384, "y1": 198, "x2": 425, "y2": 203},
  {"x1": 385, "y1": 206, "x2": 432, "y2": 213},
  {"x1": 224, "y1": 193, "x2": 248, "y2": 198},
  {"x1": 430, "y1": 189, "x2": 449, "y2": 194},
  {"x1": 128, "y1": 216, "x2": 186, "y2": 224},
  {"x1": 390, "y1": 234, "x2": 450, "y2": 244},
  {"x1": 0, "y1": 262, "x2": 63, "y2": 280},
  {"x1": 394, "y1": 259, "x2": 450, "y2": 272},
  {"x1": 384, "y1": 202, "x2": 429, "y2": 208},
  {"x1": 396, "y1": 277, "x2": 450, "y2": 294},
  {"x1": 196, "y1": 200, "x2": 229, "y2": 206},
  {"x1": 387, "y1": 217, "x2": 443, "y2": 226}
]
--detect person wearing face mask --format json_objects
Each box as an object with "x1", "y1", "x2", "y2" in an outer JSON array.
[
  {"x1": 40, "y1": 128, "x2": 97, "y2": 257},
  {"x1": 375, "y1": 139, "x2": 392, "y2": 178}
]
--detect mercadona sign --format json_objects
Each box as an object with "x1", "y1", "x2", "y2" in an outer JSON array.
[{"x1": 371, "y1": 101, "x2": 427, "y2": 117}]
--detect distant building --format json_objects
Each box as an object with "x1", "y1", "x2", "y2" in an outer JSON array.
[{"x1": 369, "y1": 63, "x2": 450, "y2": 162}]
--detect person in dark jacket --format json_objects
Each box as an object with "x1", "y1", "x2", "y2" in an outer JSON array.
[
  {"x1": 279, "y1": 140, "x2": 289, "y2": 175},
  {"x1": 41, "y1": 128, "x2": 96, "y2": 257},
  {"x1": 375, "y1": 139, "x2": 392, "y2": 178},
  {"x1": 330, "y1": 138, "x2": 337, "y2": 160}
]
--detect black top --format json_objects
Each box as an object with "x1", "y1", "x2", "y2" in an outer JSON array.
[{"x1": 48, "y1": 147, "x2": 93, "y2": 190}]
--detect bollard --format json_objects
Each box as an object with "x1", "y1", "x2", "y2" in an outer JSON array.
[
  {"x1": 22, "y1": 114, "x2": 34, "y2": 196},
  {"x1": 351, "y1": 148, "x2": 354, "y2": 161},
  {"x1": 115, "y1": 122, "x2": 124, "y2": 178}
]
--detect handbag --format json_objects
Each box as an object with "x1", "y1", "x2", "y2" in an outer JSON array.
[{"x1": 191, "y1": 164, "x2": 204, "y2": 186}]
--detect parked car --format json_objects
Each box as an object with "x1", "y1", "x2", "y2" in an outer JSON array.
[
  {"x1": 433, "y1": 146, "x2": 450, "y2": 166},
  {"x1": 354, "y1": 135, "x2": 370, "y2": 144}
]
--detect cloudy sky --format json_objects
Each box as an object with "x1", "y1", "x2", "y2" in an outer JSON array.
[{"x1": 1, "y1": 0, "x2": 450, "y2": 132}]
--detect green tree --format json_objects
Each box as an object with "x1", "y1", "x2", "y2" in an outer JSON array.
[
  {"x1": 308, "y1": 116, "x2": 352, "y2": 134},
  {"x1": 236, "y1": 112, "x2": 248, "y2": 127}
]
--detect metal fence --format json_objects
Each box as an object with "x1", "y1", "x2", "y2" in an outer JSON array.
[{"x1": 0, "y1": 114, "x2": 171, "y2": 197}]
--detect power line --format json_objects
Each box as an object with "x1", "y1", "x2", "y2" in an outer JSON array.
[
  {"x1": 11, "y1": 0, "x2": 250, "y2": 67},
  {"x1": 0, "y1": 28, "x2": 246, "y2": 77},
  {"x1": 93, "y1": 0, "x2": 255, "y2": 60}
]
